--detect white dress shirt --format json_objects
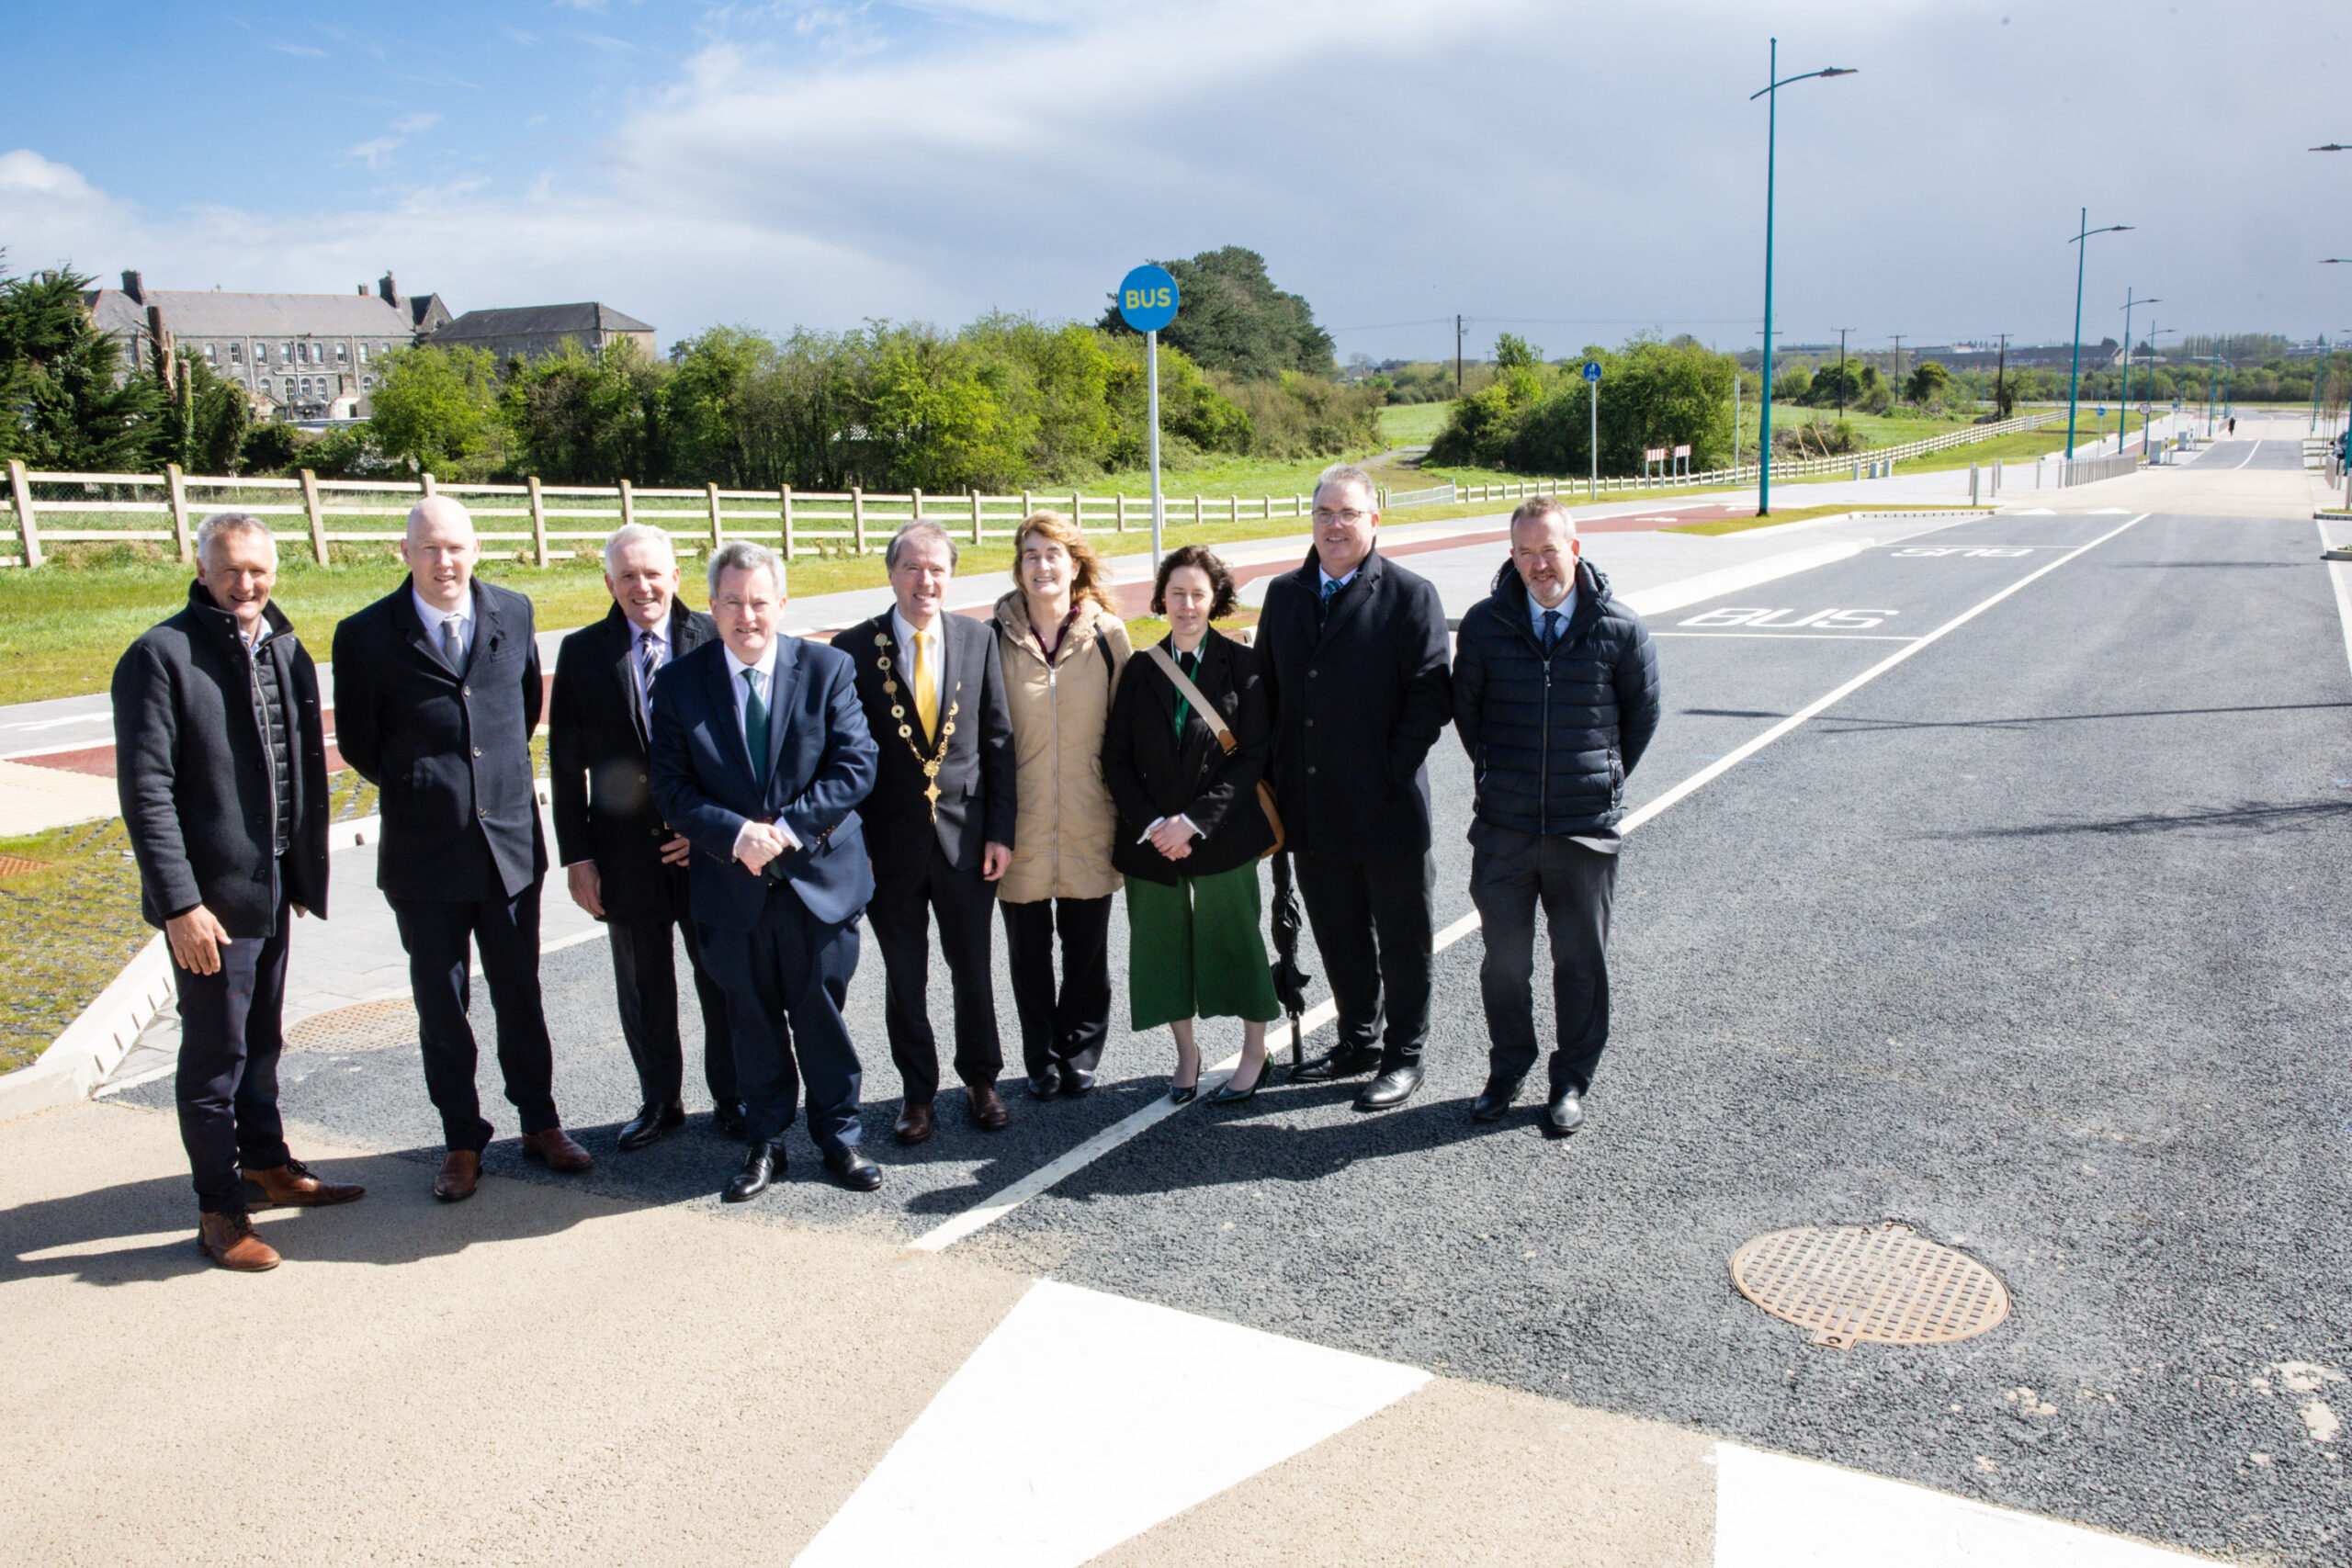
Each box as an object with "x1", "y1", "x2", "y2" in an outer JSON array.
[
  {"x1": 727, "y1": 639, "x2": 800, "y2": 856},
  {"x1": 414, "y1": 588, "x2": 472, "y2": 665},
  {"x1": 891, "y1": 608, "x2": 945, "y2": 703},
  {"x1": 1528, "y1": 584, "x2": 1578, "y2": 641}
]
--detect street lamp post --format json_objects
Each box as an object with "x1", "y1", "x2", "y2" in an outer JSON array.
[
  {"x1": 2120, "y1": 290, "x2": 2159, "y2": 458},
  {"x1": 2066, "y1": 209, "x2": 2133, "y2": 461},
  {"x1": 1751, "y1": 39, "x2": 1857, "y2": 517}
]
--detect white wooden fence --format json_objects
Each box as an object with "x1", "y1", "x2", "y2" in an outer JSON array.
[{"x1": 2, "y1": 462, "x2": 1342, "y2": 570}]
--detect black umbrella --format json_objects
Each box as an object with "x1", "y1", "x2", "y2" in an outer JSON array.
[{"x1": 1267, "y1": 848, "x2": 1314, "y2": 1070}]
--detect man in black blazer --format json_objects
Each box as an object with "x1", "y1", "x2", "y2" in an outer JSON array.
[
  {"x1": 649, "y1": 540, "x2": 882, "y2": 1197},
  {"x1": 332, "y1": 496, "x2": 592, "y2": 1201},
  {"x1": 831, "y1": 521, "x2": 1017, "y2": 1145},
  {"x1": 113, "y1": 513, "x2": 364, "y2": 1271},
  {"x1": 550, "y1": 524, "x2": 739, "y2": 1149},
  {"x1": 1259, "y1": 463, "x2": 1454, "y2": 1111}
]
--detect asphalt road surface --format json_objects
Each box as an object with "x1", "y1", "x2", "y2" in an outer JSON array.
[{"x1": 136, "y1": 462, "x2": 2352, "y2": 1563}]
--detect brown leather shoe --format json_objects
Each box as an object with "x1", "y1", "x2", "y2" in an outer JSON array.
[
  {"x1": 198, "y1": 1212, "x2": 280, "y2": 1272},
  {"x1": 968, "y1": 1082, "x2": 1011, "y2": 1131},
  {"x1": 243, "y1": 1158, "x2": 365, "y2": 1209},
  {"x1": 894, "y1": 1101, "x2": 934, "y2": 1145},
  {"x1": 519, "y1": 1127, "x2": 594, "y2": 1173},
  {"x1": 434, "y1": 1149, "x2": 481, "y2": 1201}
]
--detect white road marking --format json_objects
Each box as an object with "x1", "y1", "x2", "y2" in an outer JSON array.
[
  {"x1": 1652, "y1": 632, "x2": 1920, "y2": 642},
  {"x1": 912, "y1": 516, "x2": 2146, "y2": 1253},
  {"x1": 2233, "y1": 440, "x2": 2262, "y2": 470},
  {"x1": 1714, "y1": 1444, "x2": 2226, "y2": 1566},
  {"x1": 1620, "y1": 513, "x2": 2149, "y2": 834},
  {"x1": 909, "y1": 909, "x2": 1481, "y2": 1255},
  {"x1": 791, "y1": 1280, "x2": 1428, "y2": 1568}
]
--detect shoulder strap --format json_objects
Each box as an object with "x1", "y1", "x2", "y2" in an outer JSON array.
[{"x1": 1143, "y1": 646, "x2": 1236, "y2": 753}]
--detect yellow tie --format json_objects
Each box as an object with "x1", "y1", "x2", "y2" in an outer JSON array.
[{"x1": 913, "y1": 626, "x2": 940, "y2": 740}]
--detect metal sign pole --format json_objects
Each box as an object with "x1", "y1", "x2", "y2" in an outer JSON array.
[{"x1": 1148, "y1": 327, "x2": 1163, "y2": 568}]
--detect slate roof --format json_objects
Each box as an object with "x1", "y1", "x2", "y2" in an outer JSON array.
[
  {"x1": 431, "y1": 302, "x2": 654, "y2": 343},
  {"x1": 81, "y1": 288, "x2": 417, "y2": 339}
]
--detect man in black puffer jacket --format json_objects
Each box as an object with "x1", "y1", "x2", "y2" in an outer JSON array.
[{"x1": 1452, "y1": 496, "x2": 1659, "y2": 1134}]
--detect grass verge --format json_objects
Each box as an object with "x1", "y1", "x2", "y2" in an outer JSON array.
[{"x1": 1662, "y1": 504, "x2": 1987, "y2": 537}]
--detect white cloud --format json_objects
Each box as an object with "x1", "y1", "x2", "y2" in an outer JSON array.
[
  {"x1": 391, "y1": 112, "x2": 442, "y2": 136},
  {"x1": 271, "y1": 41, "x2": 327, "y2": 57},
  {"x1": 5, "y1": 1, "x2": 2347, "y2": 355}
]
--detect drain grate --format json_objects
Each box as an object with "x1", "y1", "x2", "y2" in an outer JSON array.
[
  {"x1": 0, "y1": 855, "x2": 49, "y2": 880},
  {"x1": 1731, "y1": 1224, "x2": 2009, "y2": 1349},
  {"x1": 285, "y1": 998, "x2": 419, "y2": 1053}
]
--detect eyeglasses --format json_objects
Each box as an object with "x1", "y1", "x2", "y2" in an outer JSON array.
[{"x1": 1311, "y1": 507, "x2": 1371, "y2": 526}]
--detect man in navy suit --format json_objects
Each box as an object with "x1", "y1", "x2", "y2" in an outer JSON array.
[
  {"x1": 333, "y1": 497, "x2": 592, "y2": 1201},
  {"x1": 649, "y1": 539, "x2": 883, "y2": 1197}
]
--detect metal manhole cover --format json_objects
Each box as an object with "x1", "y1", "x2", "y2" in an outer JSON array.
[
  {"x1": 285, "y1": 998, "x2": 419, "y2": 1052},
  {"x1": 1731, "y1": 1224, "x2": 2009, "y2": 1349}
]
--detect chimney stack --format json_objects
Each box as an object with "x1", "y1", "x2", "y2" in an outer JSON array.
[
  {"x1": 378, "y1": 271, "x2": 399, "y2": 304},
  {"x1": 120, "y1": 270, "x2": 143, "y2": 302},
  {"x1": 356, "y1": 285, "x2": 368, "y2": 296}
]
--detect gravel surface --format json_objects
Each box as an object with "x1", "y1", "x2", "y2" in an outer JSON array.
[{"x1": 130, "y1": 461, "x2": 2350, "y2": 1562}]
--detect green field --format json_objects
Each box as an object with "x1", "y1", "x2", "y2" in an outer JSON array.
[{"x1": 1375, "y1": 401, "x2": 1458, "y2": 446}]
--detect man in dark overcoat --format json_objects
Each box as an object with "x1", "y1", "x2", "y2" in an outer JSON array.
[
  {"x1": 831, "y1": 520, "x2": 1017, "y2": 1145},
  {"x1": 1452, "y1": 497, "x2": 1659, "y2": 1134},
  {"x1": 113, "y1": 512, "x2": 363, "y2": 1271},
  {"x1": 1258, "y1": 463, "x2": 1454, "y2": 1110},
  {"x1": 549, "y1": 523, "x2": 739, "y2": 1148},
  {"x1": 332, "y1": 496, "x2": 591, "y2": 1201}
]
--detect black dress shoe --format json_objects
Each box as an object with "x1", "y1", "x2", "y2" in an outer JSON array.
[
  {"x1": 1471, "y1": 1075, "x2": 1524, "y2": 1123},
  {"x1": 711, "y1": 1100, "x2": 748, "y2": 1140},
  {"x1": 723, "y1": 1140, "x2": 786, "y2": 1202},
  {"x1": 1355, "y1": 1061, "x2": 1425, "y2": 1111},
  {"x1": 823, "y1": 1145, "x2": 883, "y2": 1191},
  {"x1": 1026, "y1": 1065, "x2": 1064, "y2": 1100},
  {"x1": 618, "y1": 1100, "x2": 686, "y2": 1151},
  {"x1": 1290, "y1": 1043, "x2": 1384, "y2": 1083},
  {"x1": 1547, "y1": 1082, "x2": 1587, "y2": 1135},
  {"x1": 1059, "y1": 1065, "x2": 1098, "y2": 1098}
]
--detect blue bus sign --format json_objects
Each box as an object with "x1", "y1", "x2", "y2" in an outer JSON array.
[
  {"x1": 1118, "y1": 265, "x2": 1180, "y2": 333},
  {"x1": 1582, "y1": 360, "x2": 1603, "y2": 383}
]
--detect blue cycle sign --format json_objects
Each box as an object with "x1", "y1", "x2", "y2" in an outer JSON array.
[
  {"x1": 1583, "y1": 360, "x2": 1603, "y2": 383},
  {"x1": 1118, "y1": 265, "x2": 1180, "y2": 333}
]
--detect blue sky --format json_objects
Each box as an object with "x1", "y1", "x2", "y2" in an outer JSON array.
[{"x1": 6, "y1": 2, "x2": 2351, "y2": 363}]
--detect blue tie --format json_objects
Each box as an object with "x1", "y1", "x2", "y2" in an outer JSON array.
[
  {"x1": 1541, "y1": 608, "x2": 1562, "y2": 653},
  {"x1": 741, "y1": 669, "x2": 770, "y2": 790},
  {"x1": 1321, "y1": 577, "x2": 1343, "y2": 607}
]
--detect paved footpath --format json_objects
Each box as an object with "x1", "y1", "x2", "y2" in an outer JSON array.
[{"x1": 4, "y1": 418, "x2": 2329, "y2": 1565}]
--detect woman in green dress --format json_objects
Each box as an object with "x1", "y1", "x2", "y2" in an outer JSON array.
[{"x1": 1101, "y1": 546, "x2": 1281, "y2": 1105}]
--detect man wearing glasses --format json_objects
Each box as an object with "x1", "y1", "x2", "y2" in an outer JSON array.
[{"x1": 1257, "y1": 463, "x2": 1453, "y2": 1109}]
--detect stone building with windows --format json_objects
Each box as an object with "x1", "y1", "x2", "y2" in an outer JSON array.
[
  {"x1": 82, "y1": 271, "x2": 454, "y2": 421},
  {"x1": 428, "y1": 301, "x2": 655, "y2": 367}
]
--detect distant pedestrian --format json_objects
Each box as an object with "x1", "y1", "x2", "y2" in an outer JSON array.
[
  {"x1": 1258, "y1": 462, "x2": 1453, "y2": 1110},
  {"x1": 113, "y1": 513, "x2": 363, "y2": 1271},
  {"x1": 992, "y1": 511, "x2": 1132, "y2": 1100},
  {"x1": 1452, "y1": 497, "x2": 1659, "y2": 1134},
  {"x1": 1102, "y1": 546, "x2": 1281, "y2": 1104},
  {"x1": 333, "y1": 497, "x2": 592, "y2": 1201},
  {"x1": 832, "y1": 521, "x2": 1018, "y2": 1145}
]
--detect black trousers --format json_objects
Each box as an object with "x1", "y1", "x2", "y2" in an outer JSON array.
[
  {"x1": 868, "y1": 843, "x2": 1003, "y2": 1103},
  {"x1": 173, "y1": 896, "x2": 293, "y2": 1215},
  {"x1": 1000, "y1": 895, "x2": 1113, "y2": 1078},
  {"x1": 608, "y1": 908, "x2": 736, "y2": 1110},
  {"x1": 389, "y1": 877, "x2": 559, "y2": 1154},
  {"x1": 1468, "y1": 829, "x2": 1618, "y2": 1092},
  {"x1": 1294, "y1": 851, "x2": 1435, "y2": 1067},
  {"x1": 699, "y1": 884, "x2": 864, "y2": 1154}
]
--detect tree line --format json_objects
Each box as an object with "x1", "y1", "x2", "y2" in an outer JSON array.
[
  {"x1": 1426, "y1": 333, "x2": 1741, "y2": 474},
  {"x1": 0, "y1": 247, "x2": 1383, "y2": 491}
]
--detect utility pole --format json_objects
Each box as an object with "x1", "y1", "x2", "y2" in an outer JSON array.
[
  {"x1": 1835, "y1": 327, "x2": 1849, "y2": 420},
  {"x1": 1455, "y1": 315, "x2": 1464, "y2": 395},
  {"x1": 1994, "y1": 333, "x2": 2008, "y2": 418},
  {"x1": 1891, "y1": 333, "x2": 1905, "y2": 397}
]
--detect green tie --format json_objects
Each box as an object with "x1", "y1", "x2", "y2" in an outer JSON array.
[{"x1": 741, "y1": 668, "x2": 771, "y2": 789}]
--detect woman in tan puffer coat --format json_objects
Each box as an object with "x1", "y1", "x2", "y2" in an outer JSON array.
[{"x1": 994, "y1": 511, "x2": 1133, "y2": 1100}]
